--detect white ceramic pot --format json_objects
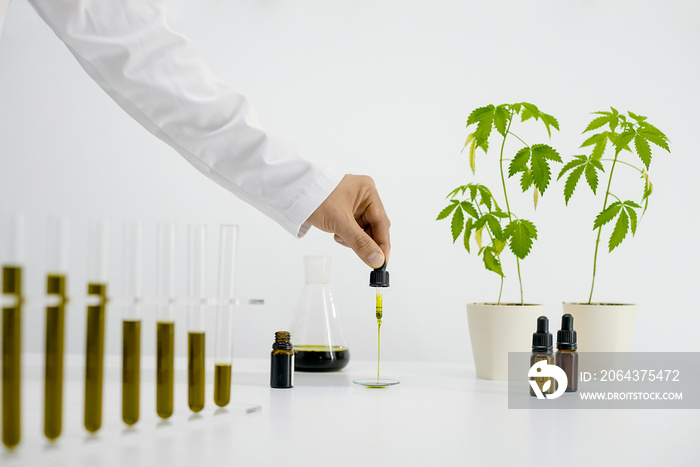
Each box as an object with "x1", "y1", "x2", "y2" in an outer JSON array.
[
  {"x1": 467, "y1": 303, "x2": 544, "y2": 380},
  {"x1": 562, "y1": 303, "x2": 637, "y2": 353}
]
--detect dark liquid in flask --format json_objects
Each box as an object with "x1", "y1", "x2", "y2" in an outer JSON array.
[{"x1": 294, "y1": 345, "x2": 350, "y2": 372}]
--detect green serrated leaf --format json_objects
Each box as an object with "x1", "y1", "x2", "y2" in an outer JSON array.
[
  {"x1": 608, "y1": 207, "x2": 629, "y2": 252},
  {"x1": 492, "y1": 238, "x2": 506, "y2": 255},
  {"x1": 503, "y1": 219, "x2": 537, "y2": 259},
  {"x1": 485, "y1": 214, "x2": 503, "y2": 240},
  {"x1": 623, "y1": 200, "x2": 642, "y2": 209},
  {"x1": 628, "y1": 111, "x2": 646, "y2": 122},
  {"x1": 521, "y1": 102, "x2": 540, "y2": 119},
  {"x1": 469, "y1": 135, "x2": 477, "y2": 174},
  {"x1": 468, "y1": 184, "x2": 478, "y2": 201},
  {"x1": 634, "y1": 134, "x2": 652, "y2": 169},
  {"x1": 581, "y1": 132, "x2": 607, "y2": 148},
  {"x1": 508, "y1": 147, "x2": 530, "y2": 177},
  {"x1": 615, "y1": 130, "x2": 635, "y2": 154},
  {"x1": 557, "y1": 155, "x2": 586, "y2": 180},
  {"x1": 467, "y1": 105, "x2": 495, "y2": 150},
  {"x1": 475, "y1": 227, "x2": 483, "y2": 249},
  {"x1": 463, "y1": 218, "x2": 474, "y2": 252},
  {"x1": 477, "y1": 185, "x2": 493, "y2": 210},
  {"x1": 584, "y1": 115, "x2": 611, "y2": 133},
  {"x1": 482, "y1": 247, "x2": 504, "y2": 277},
  {"x1": 593, "y1": 202, "x2": 622, "y2": 230},
  {"x1": 626, "y1": 205, "x2": 638, "y2": 235},
  {"x1": 460, "y1": 201, "x2": 479, "y2": 219},
  {"x1": 540, "y1": 112, "x2": 560, "y2": 137},
  {"x1": 564, "y1": 165, "x2": 585, "y2": 204},
  {"x1": 637, "y1": 128, "x2": 670, "y2": 152},
  {"x1": 473, "y1": 215, "x2": 487, "y2": 232},
  {"x1": 451, "y1": 207, "x2": 464, "y2": 243},
  {"x1": 462, "y1": 133, "x2": 474, "y2": 152},
  {"x1": 530, "y1": 145, "x2": 553, "y2": 194},
  {"x1": 641, "y1": 170, "x2": 653, "y2": 201},
  {"x1": 491, "y1": 210, "x2": 509, "y2": 219},
  {"x1": 591, "y1": 135, "x2": 608, "y2": 160},
  {"x1": 520, "y1": 168, "x2": 534, "y2": 191},
  {"x1": 437, "y1": 202, "x2": 458, "y2": 220},
  {"x1": 532, "y1": 144, "x2": 561, "y2": 162},
  {"x1": 494, "y1": 105, "x2": 509, "y2": 137},
  {"x1": 585, "y1": 161, "x2": 599, "y2": 194}
]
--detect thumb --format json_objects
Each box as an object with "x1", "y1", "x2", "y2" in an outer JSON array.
[{"x1": 338, "y1": 220, "x2": 385, "y2": 268}]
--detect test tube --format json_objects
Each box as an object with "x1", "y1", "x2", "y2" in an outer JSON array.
[
  {"x1": 187, "y1": 224, "x2": 207, "y2": 413},
  {"x1": 84, "y1": 220, "x2": 109, "y2": 433},
  {"x1": 2, "y1": 215, "x2": 24, "y2": 449},
  {"x1": 155, "y1": 222, "x2": 176, "y2": 419},
  {"x1": 44, "y1": 217, "x2": 69, "y2": 440},
  {"x1": 121, "y1": 221, "x2": 142, "y2": 426},
  {"x1": 213, "y1": 225, "x2": 239, "y2": 408}
]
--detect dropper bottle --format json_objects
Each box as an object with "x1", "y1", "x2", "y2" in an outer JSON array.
[
  {"x1": 555, "y1": 314, "x2": 578, "y2": 393},
  {"x1": 530, "y1": 316, "x2": 553, "y2": 397}
]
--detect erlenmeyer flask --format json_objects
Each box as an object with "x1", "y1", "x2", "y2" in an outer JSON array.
[{"x1": 290, "y1": 256, "x2": 350, "y2": 372}]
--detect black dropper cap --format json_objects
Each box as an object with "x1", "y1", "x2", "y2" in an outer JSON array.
[
  {"x1": 557, "y1": 314, "x2": 577, "y2": 351},
  {"x1": 369, "y1": 260, "x2": 390, "y2": 287},
  {"x1": 532, "y1": 316, "x2": 553, "y2": 353}
]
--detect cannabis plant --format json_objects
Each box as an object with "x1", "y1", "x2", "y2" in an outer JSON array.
[
  {"x1": 557, "y1": 108, "x2": 670, "y2": 302},
  {"x1": 437, "y1": 103, "x2": 561, "y2": 304}
]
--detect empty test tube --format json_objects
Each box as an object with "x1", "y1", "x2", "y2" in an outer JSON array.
[
  {"x1": 156, "y1": 222, "x2": 176, "y2": 419},
  {"x1": 121, "y1": 222, "x2": 142, "y2": 426},
  {"x1": 188, "y1": 225, "x2": 207, "y2": 413},
  {"x1": 84, "y1": 220, "x2": 109, "y2": 433},
  {"x1": 214, "y1": 225, "x2": 239, "y2": 408},
  {"x1": 44, "y1": 217, "x2": 69, "y2": 440},
  {"x1": 2, "y1": 215, "x2": 24, "y2": 449}
]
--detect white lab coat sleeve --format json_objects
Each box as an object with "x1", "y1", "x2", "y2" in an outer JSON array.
[{"x1": 26, "y1": 0, "x2": 343, "y2": 237}]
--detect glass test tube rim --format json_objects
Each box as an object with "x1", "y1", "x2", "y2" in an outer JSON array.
[
  {"x1": 87, "y1": 219, "x2": 109, "y2": 284},
  {"x1": 1, "y1": 214, "x2": 25, "y2": 265},
  {"x1": 156, "y1": 222, "x2": 176, "y2": 322},
  {"x1": 187, "y1": 224, "x2": 207, "y2": 332},
  {"x1": 46, "y1": 217, "x2": 69, "y2": 275},
  {"x1": 122, "y1": 221, "x2": 143, "y2": 321},
  {"x1": 214, "y1": 224, "x2": 239, "y2": 364}
]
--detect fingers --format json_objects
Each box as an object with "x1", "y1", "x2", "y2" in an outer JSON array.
[
  {"x1": 307, "y1": 174, "x2": 391, "y2": 269},
  {"x1": 334, "y1": 213, "x2": 385, "y2": 268}
]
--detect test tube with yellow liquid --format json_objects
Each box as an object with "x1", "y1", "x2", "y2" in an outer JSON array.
[
  {"x1": 187, "y1": 224, "x2": 207, "y2": 413},
  {"x1": 121, "y1": 222, "x2": 143, "y2": 426},
  {"x1": 2, "y1": 215, "x2": 24, "y2": 449},
  {"x1": 213, "y1": 225, "x2": 238, "y2": 408},
  {"x1": 44, "y1": 218, "x2": 69, "y2": 440},
  {"x1": 155, "y1": 222, "x2": 176, "y2": 419},
  {"x1": 84, "y1": 220, "x2": 109, "y2": 433}
]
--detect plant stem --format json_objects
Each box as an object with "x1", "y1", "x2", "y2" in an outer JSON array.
[
  {"x1": 599, "y1": 159, "x2": 643, "y2": 173},
  {"x1": 499, "y1": 113, "x2": 524, "y2": 305},
  {"x1": 475, "y1": 202, "x2": 504, "y2": 305},
  {"x1": 498, "y1": 277, "x2": 504, "y2": 304},
  {"x1": 589, "y1": 150, "x2": 620, "y2": 303}
]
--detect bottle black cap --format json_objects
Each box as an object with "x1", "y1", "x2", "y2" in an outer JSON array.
[
  {"x1": 532, "y1": 316, "x2": 553, "y2": 353},
  {"x1": 369, "y1": 260, "x2": 390, "y2": 287},
  {"x1": 557, "y1": 314, "x2": 577, "y2": 351}
]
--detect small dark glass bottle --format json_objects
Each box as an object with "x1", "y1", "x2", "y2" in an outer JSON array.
[
  {"x1": 555, "y1": 313, "x2": 578, "y2": 392},
  {"x1": 530, "y1": 316, "x2": 554, "y2": 397},
  {"x1": 270, "y1": 331, "x2": 294, "y2": 389}
]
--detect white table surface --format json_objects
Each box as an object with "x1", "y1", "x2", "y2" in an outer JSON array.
[{"x1": 1, "y1": 355, "x2": 697, "y2": 467}]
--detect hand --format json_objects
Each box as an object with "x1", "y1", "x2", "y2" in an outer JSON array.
[{"x1": 307, "y1": 174, "x2": 391, "y2": 268}]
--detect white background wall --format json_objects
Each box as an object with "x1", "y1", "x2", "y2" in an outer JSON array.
[{"x1": 1, "y1": 0, "x2": 699, "y2": 364}]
